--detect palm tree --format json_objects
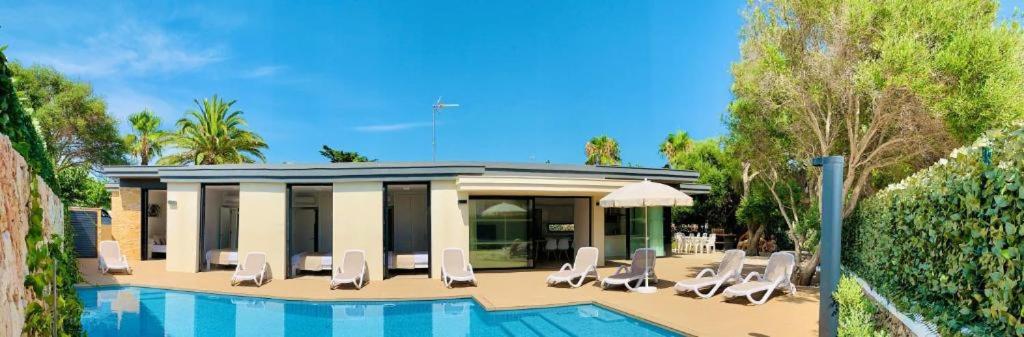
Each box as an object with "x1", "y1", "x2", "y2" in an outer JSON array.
[
  {"x1": 158, "y1": 95, "x2": 268, "y2": 165},
  {"x1": 584, "y1": 135, "x2": 621, "y2": 166},
  {"x1": 659, "y1": 130, "x2": 693, "y2": 168},
  {"x1": 122, "y1": 109, "x2": 169, "y2": 165}
]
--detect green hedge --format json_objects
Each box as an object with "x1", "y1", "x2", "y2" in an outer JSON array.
[{"x1": 844, "y1": 127, "x2": 1024, "y2": 335}]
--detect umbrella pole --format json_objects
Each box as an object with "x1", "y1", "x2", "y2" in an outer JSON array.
[{"x1": 645, "y1": 206, "x2": 649, "y2": 288}]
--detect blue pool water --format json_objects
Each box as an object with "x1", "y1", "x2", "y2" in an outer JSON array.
[{"x1": 78, "y1": 286, "x2": 680, "y2": 336}]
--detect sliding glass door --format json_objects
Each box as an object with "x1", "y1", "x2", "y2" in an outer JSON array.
[
  {"x1": 605, "y1": 206, "x2": 666, "y2": 259},
  {"x1": 468, "y1": 198, "x2": 532, "y2": 269}
]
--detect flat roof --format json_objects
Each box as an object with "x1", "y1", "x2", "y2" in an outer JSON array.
[{"x1": 102, "y1": 162, "x2": 708, "y2": 194}]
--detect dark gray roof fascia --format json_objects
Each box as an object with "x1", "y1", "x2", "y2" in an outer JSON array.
[{"x1": 102, "y1": 161, "x2": 701, "y2": 184}]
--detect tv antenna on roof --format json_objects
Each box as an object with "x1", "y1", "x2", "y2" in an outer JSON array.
[{"x1": 432, "y1": 97, "x2": 460, "y2": 161}]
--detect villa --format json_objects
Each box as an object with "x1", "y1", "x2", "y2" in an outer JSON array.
[{"x1": 100, "y1": 162, "x2": 709, "y2": 282}]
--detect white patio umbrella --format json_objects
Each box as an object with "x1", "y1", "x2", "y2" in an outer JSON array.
[{"x1": 600, "y1": 179, "x2": 693, "y2": 294}]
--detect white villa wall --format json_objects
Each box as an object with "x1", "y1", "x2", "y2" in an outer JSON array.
[
  {"x1": 429, "y1": 180, "x2": 468, "y2": 279},
  {"x1": 332, "y1": 181, "x2": 384, "y2": 281},
  {"x1": 237, "y1": 183, "x2": 288, "y2": 280},
  {"x1": 166, "y1": 183, "x2": 201, "y2": 272}
]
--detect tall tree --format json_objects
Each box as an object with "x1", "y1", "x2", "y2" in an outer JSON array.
[
  {"x1": 584, "y1": 135, "x2": 621, "y2": 166},
  {"x1": 158, "y1": 95, "x2": 268, "y2": 165},
  {"x1": 320, "y1": 145, "x2": 374, "y2": 163},
  {"x1": 10, "y1": 62, "x2": 127, "y2": 171},
  {"x1": 729, "y1": 0, "x2": 1024, "y2": 284},
  {"x1": 658, "y1": 130, "x2": 693, "y2": 167},
  {"x1": 123, "y1": 109, "x2": 169, "y2": 165}
]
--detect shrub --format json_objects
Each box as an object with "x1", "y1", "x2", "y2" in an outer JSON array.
[
  {"x1": 0, "y1": 46, "x2": 57, "y2": 187},
  {"x1": 835, "y1": 275, "x2": 888, "y2": 337},
  {"x1": 844, "y1": 127, "x2": 1024, "y2": 335}
]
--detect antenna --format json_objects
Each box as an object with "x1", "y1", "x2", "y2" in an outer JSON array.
[{"x1": 432, "y1": 97, "x2": 460, "y2": 161}]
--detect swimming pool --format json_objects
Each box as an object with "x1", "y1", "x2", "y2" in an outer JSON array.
[{"x1": 78, "y1": 286, "x2": 680, "y2": 336}]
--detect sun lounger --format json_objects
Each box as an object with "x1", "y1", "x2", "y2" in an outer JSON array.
[
  {"x1": 601, "y1": 248, "x2": 657, "y2": 290},
  {"x1": 546, "y1": 247, "x2": 599, "y2": 288},
  {"x1": 723, "y1": 252, "x2": 797, "y2": 304},
  {"x1": 230, "y1": 252, "x2": 268, "y2": 287},
  {"x1": 674, "y1": 249, "x2": 745, "y2": 298},
  {"x1": 441, "y1": 247, "x2": 476, "y2": 288},
  {"x1": 98, "y1": 240, "x2": 132, "y2": 274},
  {"x1": 330, "y1": 250, "x2": 367, "y2": 289}
]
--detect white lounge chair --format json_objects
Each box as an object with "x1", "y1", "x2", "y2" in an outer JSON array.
[
  {"x1": 441, "y1": 248, "x2": 476, "y2": 288},
  {"x1": 546, "y1": 247, "x2": 599, "y2": 288},
  {"x1": 674, "y1": 249, "x2": 745, "y2": 298},
  {"x1": 723, "y1": 252, "x2": 797, "y2": 305},
  {"x1": 98, "y1": 240, "x2": 132, "y2": 274},
  {"x1": 231, "y1": 252, "x2": 268, "y2": 287},
  {"x1": 601, "y1": 248, "x2": 657, "y2": 290},
  {"x1": 330, "y1": 250, "x2": 367, "y2": 290}
]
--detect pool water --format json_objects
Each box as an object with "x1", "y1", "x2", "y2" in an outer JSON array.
[{"x1": 78, "y1": 286, "x2": 680, "y2": 336}]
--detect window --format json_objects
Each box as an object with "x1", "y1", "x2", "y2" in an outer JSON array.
[{"x1": 547, "y1": 223, "x2": 574, "y2": 233}]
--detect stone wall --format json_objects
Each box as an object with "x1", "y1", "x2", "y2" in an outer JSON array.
[
  {"x1": 0, "y1": 133, "x2": 64, "y2": 337},
  {"x1": 109, "y1": 187, "x2": 142, "y2": 260}
]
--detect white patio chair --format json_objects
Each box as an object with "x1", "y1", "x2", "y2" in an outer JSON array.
[
  {"x1": 546, "y1": 247, "x2": 599, "y2": 288},
  {"x1": 330, "y1": 250, "x2": 367, "y2": 290},
  {"x1": 231, "y1": 252, "x2": 268, "y2": 287},
  {"x1": 441, "y1": 248, "x2": 476, "y2": 288},
  {"x1": 98, "y1": 240, "x2": 132, "y2": 274},
  {"x1": 723, "y1": 252, "x2": 797, "y2": 305},
  {"x1": 674, "y1": 249, "x2": 745, "y2": 298},
  {"x1": 557, "y1": 238, "x2": 571, "y2": 260}
]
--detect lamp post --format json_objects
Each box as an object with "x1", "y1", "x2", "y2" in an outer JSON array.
[
  {"x1": 812, "y1": 156, "x2": 843, "y2": 337},
  {"x1": 432, "y1": 97, "x2": 460, "y2": 161}
]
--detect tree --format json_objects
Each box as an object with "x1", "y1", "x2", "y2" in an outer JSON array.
[
  {"x1": 661, "y1": 135, "x2": 742, "y2": 232},
  {"x1": 658, "y1": 131, "x2": 693, "y2": 164},
  {"x1": 728, "y1": 0, "x2": 1024, "y2": 285},
  {"x1": 584, "y1": 135, "x2": 621, "y2": 166},
  {"x1": 123, "y1": 109, "x2": 170, "y2": 165},
  {"x1": 320, "y1": 145, "x2": 373, "y2": 163},
  {"x1": 56, "y1": 166, "x2": 111, "y2": 208},
  {"x1": 10, "y1": 62, "x2": 127, "y2": 172},
  {"x1": 158, "y1": 95, "x2": 268, "y2": 165}
]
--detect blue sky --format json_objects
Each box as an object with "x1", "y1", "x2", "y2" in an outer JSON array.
[{"x1": 2, "y1": 1, "x2": 1021, "y2": 167}]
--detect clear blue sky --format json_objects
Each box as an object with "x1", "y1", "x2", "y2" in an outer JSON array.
[{"x1": 2, "y1": 1, "x2": 1020, "y2": 167}]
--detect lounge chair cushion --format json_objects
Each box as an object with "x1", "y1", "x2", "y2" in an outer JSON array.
[
  {"x1": 724, "y1": 280, "x2": 776, "y2": 294},
  {"x1": 674, "y1": 274, "x2": 731, "y2": 288},
  {"x1": 548, "y1": 269, "x2": 582, "y2": 280}
]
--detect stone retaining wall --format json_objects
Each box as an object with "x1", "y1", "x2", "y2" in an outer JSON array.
[{"x1": 0, "y1": 133, "x2": 64, "y2": 337}]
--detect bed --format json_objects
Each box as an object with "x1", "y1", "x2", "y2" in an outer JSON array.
[
  {"x1": 148, "y1": 237, "x2": 167, "y2": 259},
  {"x1": 291, "y1": 252, "x2": 333, "y2": 275},
  {"x1": 205, "y1": 249, "x2": 238, "y2": 270},
  {"x1": 387, "y1": 251, "x2": 429, "y2": 270}
]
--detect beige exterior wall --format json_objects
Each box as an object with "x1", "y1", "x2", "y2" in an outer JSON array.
[
  {"x1": 165, "y1": 183, "x2": 201, "y2": 272},
  {"x1": 109, "y1": 187, "x2": 143, "y2": 260},
  {"x1": 429, "y1": 180, "x2": 469, "y2": 278},
  {"x1": 591, "y1": 202, "x2": 607, "y2": 266},
  {"x1": 237, "y1": 183, "x2": 287, "y2": 280},
  {"x1": 332, "y1": 181, "x2": 384, "y2": 281}
]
